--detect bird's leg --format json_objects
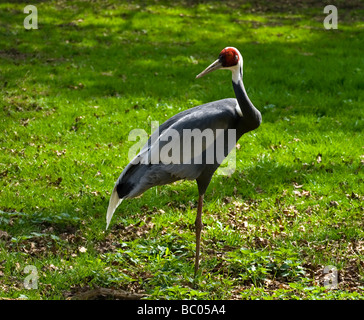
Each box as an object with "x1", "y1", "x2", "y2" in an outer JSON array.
[{"x1": 194, "y1": 194, "x2": 204, "y2": 278}]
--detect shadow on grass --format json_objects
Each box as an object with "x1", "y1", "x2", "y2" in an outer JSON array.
[{"x1": 1, "y1": 1, "x2": 363, "y2": 107}]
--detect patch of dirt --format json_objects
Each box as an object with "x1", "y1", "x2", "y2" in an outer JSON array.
[
  {"x1": 97, "y1": 216, "x2": 155, "y2": 254},
  {"x1": 0, "y1": 48, "x2": 29, "y2": 60},
  {"x1": 67, "y1": 286, "x2": 147, "y2": 300}
]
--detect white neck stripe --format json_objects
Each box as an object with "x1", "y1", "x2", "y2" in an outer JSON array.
[{"x1": 235, "y1": 101, "x2": 243, "y2": 117}]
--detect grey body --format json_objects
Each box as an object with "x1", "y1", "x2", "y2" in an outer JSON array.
[{"x1": 115, "y1": 93, "x2": 260, "y2": 200}]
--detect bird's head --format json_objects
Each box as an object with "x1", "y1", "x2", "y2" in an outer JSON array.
[{"x1": 196, "y1": 47, "x2": 243, "y2": 83}]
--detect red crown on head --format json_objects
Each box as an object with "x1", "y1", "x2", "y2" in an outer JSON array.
[{"x1": 219, "y1": 47, "x2": 239, "y2": 67}]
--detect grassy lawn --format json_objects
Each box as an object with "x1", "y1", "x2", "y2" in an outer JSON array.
[{"x1": 0, "y1": 0, "x2": 363, "y2": 300}]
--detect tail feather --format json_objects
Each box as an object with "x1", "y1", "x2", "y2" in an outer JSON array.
[{"x1": 106, "y1": 187, "x2": 123, "y2": 230}]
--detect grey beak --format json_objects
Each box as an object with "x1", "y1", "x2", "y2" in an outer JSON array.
[{"x1": 196, "y1": 59, "x2": 222, "y2": 79}]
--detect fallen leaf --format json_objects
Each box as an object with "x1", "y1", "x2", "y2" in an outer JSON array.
[
  {"x1": 293, "y1": 183, "x2": 303, "y2": 189},
  {"x1": 79, "y1": 246, "x2": 87, "y2": 253},
  {"x1": 330, "y1": 201, "x2": 339, "y2": 207}
]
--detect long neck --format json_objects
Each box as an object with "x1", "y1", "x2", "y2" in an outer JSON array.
[{"x1": 232, "y1": 66, "x2": 262, "y2": 131}]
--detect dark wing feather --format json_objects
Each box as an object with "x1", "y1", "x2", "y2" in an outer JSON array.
[{"x1": 115, "y1": 98, "x2": 240, "y2": 198}]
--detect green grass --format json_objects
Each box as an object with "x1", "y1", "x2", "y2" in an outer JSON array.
[{"x1": 0, "y1": 0, "x2": 363, "y2": 300}]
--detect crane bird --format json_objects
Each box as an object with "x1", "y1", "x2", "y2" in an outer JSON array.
[{"x1": 106, "y1": 47, "x2": 262, "y2": 276}]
